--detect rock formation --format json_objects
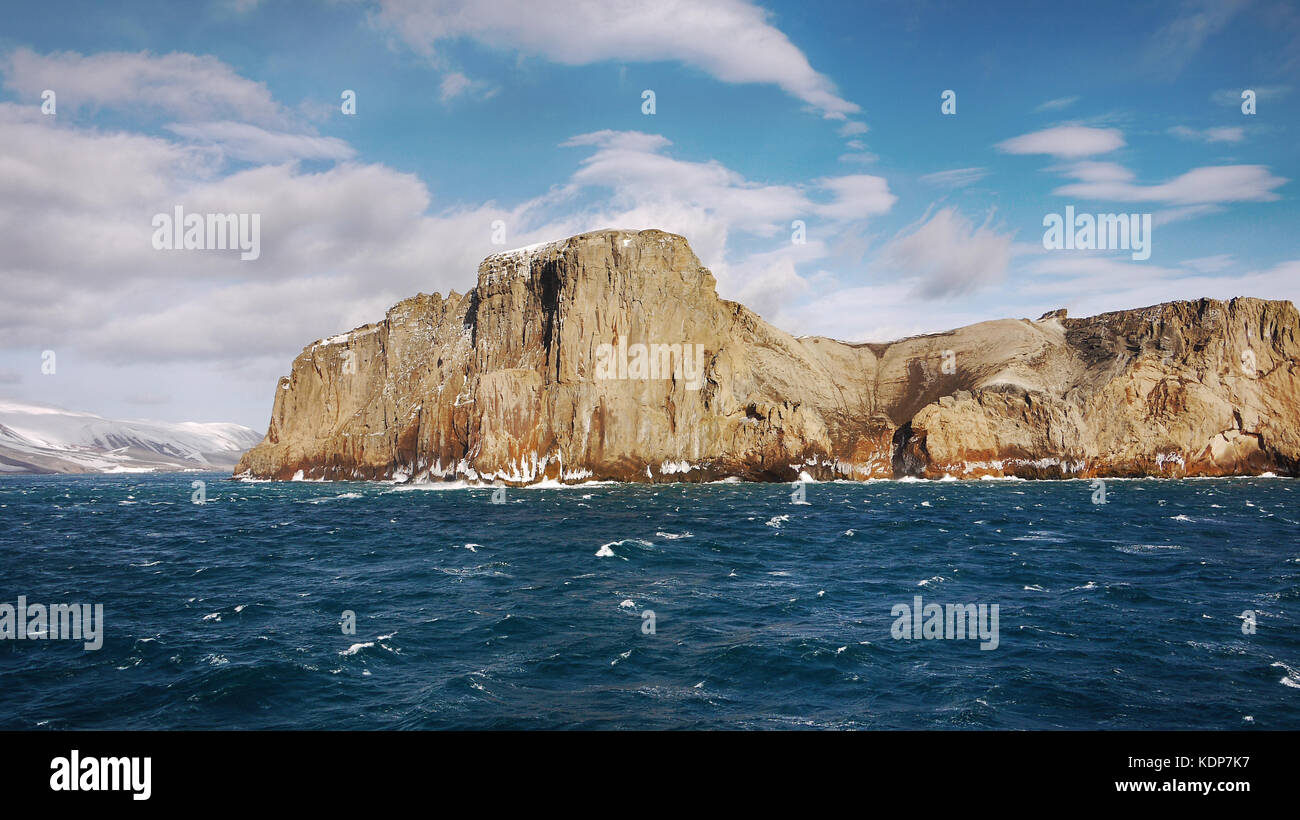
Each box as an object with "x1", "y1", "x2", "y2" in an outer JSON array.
[{"x1": 235, "y1": 229, "x2": 1300, "y2": 483}]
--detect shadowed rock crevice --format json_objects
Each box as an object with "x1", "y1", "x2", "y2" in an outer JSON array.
[{"x1": 890, "y1": 421, "x2": 927, "y2": 478}]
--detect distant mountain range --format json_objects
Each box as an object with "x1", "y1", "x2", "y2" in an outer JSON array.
[{"x1": 0, "y1": 399, "x2": 262, "y2": 474}]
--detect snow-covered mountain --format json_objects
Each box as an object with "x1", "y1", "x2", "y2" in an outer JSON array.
[{"x1": 0, "y1": 399, "x2": 263, "y2": 474}]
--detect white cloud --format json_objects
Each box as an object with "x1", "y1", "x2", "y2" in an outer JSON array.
[
  {"x1": 561, "y1": 130, "x2": 894, "y2": 241},
  {"x1": 165, "y1": 121, "x2": 356, "y2": 163},
  {"x1": 838, "y1": 121, "x2": 868, "y2": 136},
  {"x1": 0, "y1": 107, "x2": 901, "y2": 376},
  {"x1": 724, "y1": 255, "x2": 811, "y2": 320},
  {"x1": 1035, "y1": 96, "x2": 1079, "y2": 112},
  {"x1": 1, "y1": 48, "x2": 286, "y2": 124},
  {"x1": 561, "y1": 130, "x2": 672, "y2": 153},
  {"x1": 919, "y1": 167, "x2": 988, "y2": 187},
  {"x1": 1167, "y1": 124, "x2": 1245, "y2": 143},
  {"x1": 562, "y1": 130, "x2": 812, "y2": 237},
  {"x1": 371, "y1": 0, "x2": 859, "y2": 119},
  {"x1": 771, "y1": 280, "x2": 991, "y2": 344},
  {"x1": 1027, "y1": 253, "x2": 1184, "y2": 285},
  {"x1": 438, "y1": 71, "x2": 497, "y2": 102},
  {"x1": 1205, "y1": 127, "x2": 1247, "y2": 142},
  {"x1": 1144, "y1": 0, "x2": 1253, "y2": 78},
  {"x1": 1055, "y1": 161, "x2": 1135, "y2": 183},
  {"x1": 1211, "y1": 85, "x2": 1291, "y2": 106},
  {"x1": 814, "y1": 175, "x2": 896, "y2": 221},
  {"x1": 1142, "y1": 0, "x2": 1249, "y2": 79},
  {"x1": 0, "y1": 100, "x2": 510, "y2": 361},
  {"x1": 1021, "y1": 253, "x2": 1299, "y2": 319},
  {"x1": 879, "y1": 207, "x2": 1015, "y2": 300},
  {"x1": 1181, "y1": 254, "x2": 1235, "y2": 273},
  {"x1": 2, "y1": 50, "x2": 346, "y2": 167},
  {"x1": 1153, "y1": 203, "x2": 1223, "y2": 226},
  {"x1": 1053, "y1": 164, "x2": 1287, "y2": 204},
  {"x1": 996, "y1": 125, "x2": 1125, "y2": 158}
]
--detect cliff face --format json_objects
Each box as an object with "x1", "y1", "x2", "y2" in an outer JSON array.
[{"x1": 235, "y1": 229, "x2": 1300, "y2": 483}]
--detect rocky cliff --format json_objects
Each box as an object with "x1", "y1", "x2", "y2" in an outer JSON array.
[{"x1": 235, "y1": 229, "x2": 1300, "y2": 483}]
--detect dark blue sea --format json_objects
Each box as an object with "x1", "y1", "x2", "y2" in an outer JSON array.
[{"x1": 1, "y1": 472, "x2": 1297, "y2": 729}]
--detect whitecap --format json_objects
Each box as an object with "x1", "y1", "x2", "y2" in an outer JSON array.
[
  {"x1": 1273, "y1": 662, "x2": 1300, "y2": 689},
  {"x1": 1114, "y1": 544, "x2": 1183, "y2": 555}
]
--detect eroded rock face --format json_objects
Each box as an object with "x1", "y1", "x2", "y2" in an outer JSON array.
[{"x1": 235, "y1": 229, "x2": 1300, "y2": 483}]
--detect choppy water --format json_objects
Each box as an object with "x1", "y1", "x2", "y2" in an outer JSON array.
[{"x1": 1, "y1": 472, "x2": 1297, "y2": 729}]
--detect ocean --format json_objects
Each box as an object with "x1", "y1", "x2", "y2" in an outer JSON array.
[{"x1": 1, "y1": 472, "x2": 1297, "y2": 730}]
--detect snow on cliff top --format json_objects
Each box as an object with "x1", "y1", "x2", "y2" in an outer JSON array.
[
  {"x1": 307, "y1": 323, "x2": 382, "y2": 351},
  {"x1": 478, "y1": 238, "x2": 568, "y2": 284},
  {"x1": 477, "y1": 230, "x2": 668, "y2": 287}
]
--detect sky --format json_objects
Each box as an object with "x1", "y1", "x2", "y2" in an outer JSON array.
[{"x1": 0, "y1": 0, "x2": 1296, "y2": 430}]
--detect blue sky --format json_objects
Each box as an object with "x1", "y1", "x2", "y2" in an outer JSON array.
[{"x1": 0, "y1": 0, "x2": 1295, "y2": 429}]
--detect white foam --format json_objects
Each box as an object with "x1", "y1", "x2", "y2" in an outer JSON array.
[{"x1": 1274, "y1": 662, "x2": 1300, "y2": 688}]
